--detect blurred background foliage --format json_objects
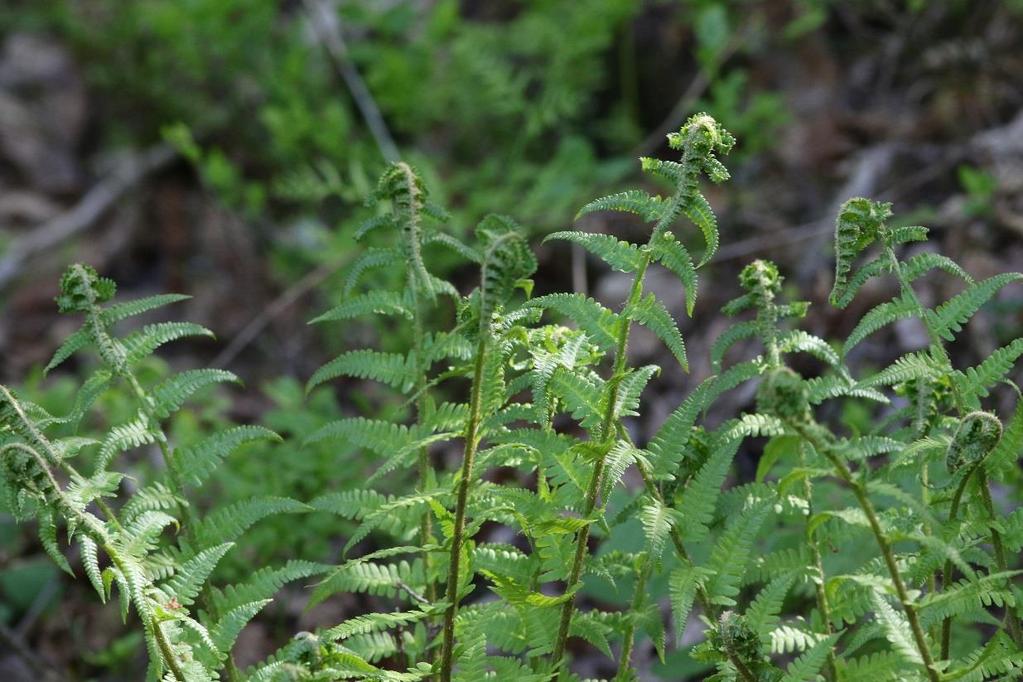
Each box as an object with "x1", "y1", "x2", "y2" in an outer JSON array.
[{"x1": 1, "y1": 0, "x2": 1023, "y2": 679}]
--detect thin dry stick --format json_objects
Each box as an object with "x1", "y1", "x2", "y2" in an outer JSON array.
[
  {"x1": 0, "y1": 145, "x2": 176, "y2": 290},
  {"x1": 211, "y1": 256, "x2": 349, "y2": 368},
  {"x1": 302, "y1": 0, "x2": 400, "y2": 163}
]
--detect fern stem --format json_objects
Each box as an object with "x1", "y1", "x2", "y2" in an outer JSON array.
[
  {"x1": 723, "y1": 648, "x2": 759, "y2": 682},
  {"x1": 799, "y1": 443, "x2": 837, "y2": 680},
  {"x1": 940, "y1": 465, "x2": 974, "y2": 658},
  {"x1": 410, "y1": 288, "x2": 437, "y2": 605},
  {"x1": 615, "y1": 556, "x2": 651, "y2": 680},
  {"x1": 635, "y1": 461, "x2": 715, "y2": 616},
  {"x1": 976, "y1": 470, "x2": 1023, "y2": 647},
  {"x1": 794, "y1": 422, "x2": 941, "y2": 682},
  {"x1": 551, "y1": 255, "x2": 651, "y2": 673},
  {"x1": 152, "y1": 619, "x2": 187, "y2": 682},
  {"x1": 885, "y1": 247, "x2": 967, "y2": 414},
  {"x1": 438, "y1": 335, "x2": 488, "y2": 682}
]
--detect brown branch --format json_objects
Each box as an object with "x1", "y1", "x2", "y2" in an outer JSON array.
[
  {"x1": 302, "y1": 0, "x2": 400, "y2": 163},
  {"x1": 0, "y1": 144, "x2": 176, "y2": 290}
]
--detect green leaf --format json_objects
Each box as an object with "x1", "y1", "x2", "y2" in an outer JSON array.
[
  {"x1": 843, "y1": 294, "x2": 918, "y2": 356},
  {"x1": 955, "y1": 338, "x2": 1023, "y2": 408},
  {"x1": 189, "y1": 497, "x2": 308, "y2": 548},
  {"x1": 625, "y1": 293, "x2": 687, "y2": 370},
  {"x1": 575, "y1": 189, "x2": 663, "y2": 221},
  {"x1": 544, "y1": 231, "x2": 645, "y2": 273},
  {"x1": 150, "y1": 368, "x2": 239, "y2": 418},
  {"x1": 121, "y1": 322, "x2": 214, "y2": 364},
  {"x1": 779, "y1": 632, "x2": 842, "y2": 681},
  {"x1": 310, "y1": 291, "x2": 412, "y2": 324},
  {"x1": 640, "y1": 499, "x2": 674, "y2": 561},
  {"x1": 650, "y1": 231, "x2": 699, "y2": 315},
  {"x1": 527, "y1": 293, "x2": 621, "y2": 351},
  {"x1": 173, "y1": 425, "x2": 281, "y2": 487},
  {"x1": 162, "y1": 542, "x2": 233, "y2": 607},
  {"x1": 306, "y1": 350, "x2": 417, "y2": 393},
  {"x1": 930, "y1": 273, "x2": 1023, "y2": 341},
  {"x1": 870, "y1": 589, "x2": 923, "y2": 666},
  {"x1": 102, "y1": 294, "x2": 191, "y2": 324},
  {"x1": 704, "y1": 501, "x2": 771, "y2": 605}
]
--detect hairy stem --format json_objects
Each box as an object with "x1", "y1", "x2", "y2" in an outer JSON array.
[
  {"x1": 799, "y1": 443, "x2": 837, "y2": 680},
  {"x1": 940, "y1": 466, "x2": 973, "y2": 659},
  {"x1": 615, "y1": 557, "x2": 651, "y2": 680},
  {"x1": 410, "y1": 288, "x2": 437, "y2": 605},
  {"x1": 795, "y1": 422, "x2": 940, "y2": 682},
  {"x1": 977, "y1": 470, "x2": 1023, "y2": 647},
  {"x1": 636, "y1": 461, "x2": 715, "y2": 617},
  {"x1": 438, "y1": 335, "x2": 488, "y2": 682},
  {"x1": 551, "y1": 256, "x2": 651, "y2": 673},
  {"x1": 724, "y1": 649, "x2": 759, "y2": 682}
]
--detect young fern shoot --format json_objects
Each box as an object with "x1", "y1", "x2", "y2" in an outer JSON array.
[{"x1": 534, "y1": 112, "x2": 736, "y2": 674}]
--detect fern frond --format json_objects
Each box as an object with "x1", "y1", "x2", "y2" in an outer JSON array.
[
  {"x1": 870, "y1": 589, "x2": 924, "y2": 667},
  {"x1": 307, "y1": 350, "x2": 417, "y2": 393},
  {"x1": 778, "y1": 330, "x2": 840, "y2": 367},
  {"x1": 902, "y1": 252, "x2": 973, "y2": 285},
  {"x1": 96, "y1": 413, "x2": 156, "y2": 471},
  {"x1": 650, "y1": 230, "x2": 699, "y2": 315},
  {"x1": 955, "y1": 338, "x2": 1023, "y2": 408},
  {"x1": 310, "y1": 291, "x2": 413, "y2": 324},
  {"x1": 121, "y1": 322, "x2": 214, "y2": 364},
  {"x1": 930, "y1": 273, "x2": 1023, "y2": 341},
  {"x1": 917, "y1": 571, "x2": 1020, "y2": 628},
  {"x1": 44, "y1": 328, "x2": 92, "y2": 374},
  {"x1": 343, "y1": 247, "x2": 403, "y2": 296},
  {"x1": 102, "y1": 293, "x2": 192, "y2": 324},
  {"x1": 746, "y1": 572, "x2": 797, "y2": 641},
  {"x1": 575, "y1": 189, "x2": 663, "y2": 222},
  {"x1": 710, "y1": 321, "x2": 759, "y2": 371},
  {"x1": 527, "y1": 293, "x2": 621, "y2": 351},
  {"x1": 677, "y1": 435, "x2": 742, "y2": 541},
  {"x1": 779, "y1": 632, "x2": 842, "y2": 681},
  {"x1": 173, "y1": 425, "x2": 281, "y2": 487},
  {"x1": 705, "y1": 501, "x2": 771, "y2": 606},
  {"x1": 648, "y1": 360, "x2": 761, "y2": 476},
  {"x1": 211, "y1": 599, "x2": 272, "y2": 656},
  {"x1": 161, "y1": 542, "x2": 233, "y2": 607},
  {"x1": 837, "y1": 651, "x2": 907, "y2": 682},
  {"x1": 544, "y1": 231, "x2": 645, "y2": 273},
  {"x1": 188, "y1": 497, "x2": 308, "y2": 549},
  {"x1": 640, "y1": 499, "x2": 675, "y2": 561},
  {"x1": 843, "y1": 294, "x2": 918, "y2": 356},
  {"x1": 669, "y1": 563, "x2": 711, "y2": 643},
  {"x1": 150, "y1": 368, "x2": 238, "y2": 418},
  {"x1": 830, "y1": 198, "x2": 890, "y2": 307},
  {"x1": 625, "y1": 293, "x2": 687, "y2": 370}
]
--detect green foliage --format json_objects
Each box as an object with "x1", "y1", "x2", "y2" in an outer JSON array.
[{"x1": 4, "y1": 115, "x2": 1023, "y2": 681}]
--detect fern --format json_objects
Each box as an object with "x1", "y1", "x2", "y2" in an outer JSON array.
[{"x1": 5, "y1": 115, "x2": 1022, "y2": 682}]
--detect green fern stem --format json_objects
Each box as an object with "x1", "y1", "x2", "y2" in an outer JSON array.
[
  {"x1": 551, "y1": 254, "x2": 652, "y2": 673},
  {"x1": 940, "y1": 462, "x2": 975, "y2": 658},
  {"x1": 438, "y1": 334, "x2": 489, "y2": 682},
  {"x1": 635, "y1": 460, "x2": 716, "y2": 616},
  {"x1": 409, "y1": 289, "x2": 437, "y2": 606},
  {"x1": 884, "y1": 246, "x2": 966, "y2": 414},
  {"x1": 615, "y1": 556, "x2": 652, "y2": 680},
  {"x1": 976, "y1": 470, "x2": 1023, "y2": 646},
  {"x1": 798, "y1": 443, "x2": 837, "y2": 680},
  {"x1": 793, "y1": 422, "x2": 941, "y2": 682}
]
